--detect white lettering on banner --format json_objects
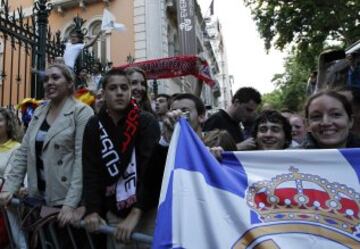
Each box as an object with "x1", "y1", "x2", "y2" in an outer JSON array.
[
  {"x1": 116, "y1": 150, "x2": 137, "y2": 210},
  {"x1": 179, "y1": 0, "x2": 187, "y2": 17},
  {"x1": 99, "y1": 121, "x2": 120, "y2": 177},
  {"x1": 101, "y1": 139, "x2": 114, "y2": 153},
  {"x1": 179, "y1": 19, "x2": 193, "y2": 31},
  {"x1": 178, "y1": 0, "x2": 193, "y2": 32},
  {"x1": 99, "y1": 122, "x2": 108, "y2": 139}
]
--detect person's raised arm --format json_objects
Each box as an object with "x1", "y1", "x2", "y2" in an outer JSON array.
[{"x1": 84, "y1": 30, "x2": 105, "y2": 49}]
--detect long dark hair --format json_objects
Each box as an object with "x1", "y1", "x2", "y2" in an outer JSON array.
[
  {"x1": 125, "y1": 67, "x2": 154, "y2": 114},
  {"x1": 0, "y1": 108, "x2": 20, "y2": 141}
]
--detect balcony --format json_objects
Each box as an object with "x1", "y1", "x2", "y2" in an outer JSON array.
[{"x1": 51, "y1": 0, "x2": 111, "y2": 13}]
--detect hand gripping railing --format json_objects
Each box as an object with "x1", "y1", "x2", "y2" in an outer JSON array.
[
  {"x1": 78, "y1": 220, "x2": 153, "y2": 244},
  {"x1": 5, "y1": 197, "x2": 153, "y2": 248}
]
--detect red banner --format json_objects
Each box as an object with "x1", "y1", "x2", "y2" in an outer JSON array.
[{"x1": 116, "y1": 55, "x2": 215, "y2": 87}]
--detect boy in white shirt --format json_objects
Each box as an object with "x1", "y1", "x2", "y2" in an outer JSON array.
[{"x1": 63, "y1": 30, "x2": 104, "y2": 70}]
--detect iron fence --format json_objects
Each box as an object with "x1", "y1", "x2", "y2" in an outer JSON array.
[
  {"x1": 0, "y1": 198, "x2": 153, "y2": 249},
  {"x1": 0, "y1": 177, "x2": 153, "y2": 249},
  {"x1": 0, "y1": 0, "x2": 63, "y2": 106}
]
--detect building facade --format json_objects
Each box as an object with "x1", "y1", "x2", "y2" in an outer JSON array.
[
  {"x1": 204, "y1": 17, "x2": 233, "y2": 109},
  {"x1": 0, "y1": 0, "x2": 231, "y2": 108},
  {"x1": 4, "y1": 0, "x2": 134, "y2": 72},
  {"x1": 131, "y1": 0, "x2": 232, "y2": 108}
]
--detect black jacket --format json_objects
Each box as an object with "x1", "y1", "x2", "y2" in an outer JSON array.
[
  {"x1": 82, "y1": 107, "x2": 160, "y2": 217},
  {"x1": 203, "y1": 110, "x2": 244, "y2": 143}
]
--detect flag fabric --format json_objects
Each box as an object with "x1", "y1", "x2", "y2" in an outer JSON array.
[
  {"x1": 116, "y1": 56, "x2": 216, "y2": 87},
  {"x1": 210, "y1": 0, "x2": 215, "y2": 15},
  {"x1": 152, "y1": 119, "x2": 360, "y2": 248},
  {"x1": 101, "y1": 9, "x2": 126, "y2": 32},
  {"x1": 74, "y1": 88, "x2": 95, "y2": 106}
]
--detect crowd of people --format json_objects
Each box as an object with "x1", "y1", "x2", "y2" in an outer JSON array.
[{"x1": 0, "y1": 30, "x2": 359, "y2": 249}]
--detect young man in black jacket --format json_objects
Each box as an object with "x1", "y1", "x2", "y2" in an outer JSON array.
[
  {"x1": 203, "y1": 87, "x2": 261, "y2": 150},
  {"x1": 82, "y1": 68, "x2": 160, "y2": 248}
]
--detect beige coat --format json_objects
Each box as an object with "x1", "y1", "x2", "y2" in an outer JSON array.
[{"x1": 5, "y1": 97, "x2": 93, "y2": 208}]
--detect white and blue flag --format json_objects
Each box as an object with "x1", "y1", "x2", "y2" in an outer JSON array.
[{"x1": 153, "y1": 119, "x2": 360, "y2": 249}]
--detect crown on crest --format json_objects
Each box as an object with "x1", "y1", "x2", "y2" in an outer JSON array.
[{"x1": 246, "y1": 167, "x2": 360, "y2": 234}]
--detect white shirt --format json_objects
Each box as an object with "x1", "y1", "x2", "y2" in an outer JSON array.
[
  {"x1": 91, "y1": 74, "x2": 102, "y2": 90},
  {"x1": 63, "y1": 42, "x2": 85, "y2": 69}
]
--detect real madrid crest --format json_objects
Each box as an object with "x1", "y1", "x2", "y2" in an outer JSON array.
[{"x1": 233, "y1": 167, "x2": 360, "y2": 248}]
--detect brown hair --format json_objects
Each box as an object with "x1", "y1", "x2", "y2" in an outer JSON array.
[
  {"x1": 203, "y1": 129, "x2": 237, "y2": 151},
  {"x1": 125, "y1": 66, "x2": 154, "y2": 113},
  {"x1": 0, "y1": 108, "x2": 20, "y2": 141},
  {"x1": 304, "y1": 90, "x2": 352, "y2": 119}
]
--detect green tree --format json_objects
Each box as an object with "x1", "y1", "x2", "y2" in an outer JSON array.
[
  {"x1": 261, "y1": 89, "x2": 283, "y2": 110},
  {"x1": 262, "y1": 50, "x2": 309, "y2": 112},
  {"x1": 243, "y1": 0, "x2": 360, "y2": 53},
  {"x1": 244, "y1": 1, "x2": 359, "y2": 111}
]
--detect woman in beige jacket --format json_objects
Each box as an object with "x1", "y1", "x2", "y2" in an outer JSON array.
[{"x1": 0, "y1": 64, "x2": 93, "y2": 228}]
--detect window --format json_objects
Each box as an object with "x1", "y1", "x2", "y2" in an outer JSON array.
[
  {"x1": 63, "y1": 25, "x2": 75, "y2": 42},
  {"x1": 89, "y1": 21, "x2": 107, "y2": 64}
]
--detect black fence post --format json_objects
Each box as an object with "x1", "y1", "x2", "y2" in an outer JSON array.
[
  {"x1": 153, "y1": 79, "x2": 158, "y2": 97},
  {"x1": 33, "y1": 0, "x2": 52, "y2": 99}
]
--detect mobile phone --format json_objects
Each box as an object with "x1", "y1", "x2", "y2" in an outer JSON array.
[{"x1": 323, "y1": 50, "x2": 346, "y2": 63}]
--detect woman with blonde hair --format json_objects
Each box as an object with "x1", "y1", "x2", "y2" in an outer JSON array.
[{"x1": 0, "y1": 64, "x2": 94, "y2": 248}]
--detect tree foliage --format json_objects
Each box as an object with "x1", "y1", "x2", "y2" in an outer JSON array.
[
  {"x1": 244, "y1": 0, "x2": 360, "y2": 53},
  {"x1": 262, "y1": 50, "x2": 309, "y2": 112},
  {"x1": 244, "y1": 1, "x2": 360, "y2": 112}
]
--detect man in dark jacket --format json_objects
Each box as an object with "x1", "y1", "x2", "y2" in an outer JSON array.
[
  {"x1": 204, "y1": 87, "x2": 261, "y2": 150},
  {"x1": 82, "y1": 68, "x2": 160, "y2": 247}
]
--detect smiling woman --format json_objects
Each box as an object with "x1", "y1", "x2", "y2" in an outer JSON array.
[
  {"x1": 302, "y1": 90, "x2": 360, "y2": 149},
  {"x1": 0, "y1": 64, "x2": 94, "y2": 248},
  {"x1": 43, "y1": 64, "x2": 75, "y2": 102},
  {"x1": 125, "y1": 67, "x2": 154, "y2": 114}
]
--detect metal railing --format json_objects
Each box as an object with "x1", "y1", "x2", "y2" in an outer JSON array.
[
  {"x1": 0, "y1": 0, "x2": 64, "y2": 105},
  {"x1": 0, "y1": 196, "x2": 153, "y2": 249},
  {"x1": 0, "y1": 0, "x2": 99, "y2": 106}
]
